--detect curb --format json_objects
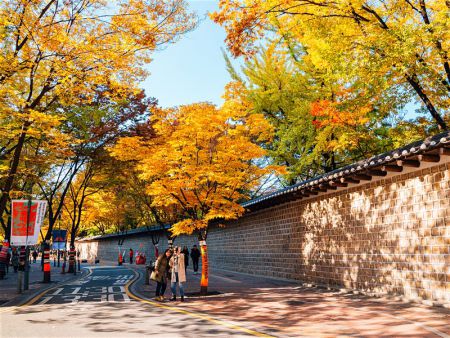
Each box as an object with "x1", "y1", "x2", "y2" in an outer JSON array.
[{"x1": 0, "y1": 267, "x2": 90, "y2": 308}]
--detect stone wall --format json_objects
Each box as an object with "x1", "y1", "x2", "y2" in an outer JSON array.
[{"x1": 77, "y1": 161, "x2": 450, "y2": 306}]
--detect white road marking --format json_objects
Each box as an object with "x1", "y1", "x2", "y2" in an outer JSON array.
[
  {"x1": 71, "y1": 287, "x2": 81, "y2": 294},
  {"x1": 49, "y1": 288, "x2": 64, "y2": 296},
  {"x1": 37, "y1": 296, "x2": 53, "y2": 305}
]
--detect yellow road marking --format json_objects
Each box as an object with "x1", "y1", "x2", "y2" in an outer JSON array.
[
  {"x1": 0, "y1": 268, "x2": 92, "y2": 313},
  {"x1": 124, "y1": 271, "x2": 275, "y2": 338}
]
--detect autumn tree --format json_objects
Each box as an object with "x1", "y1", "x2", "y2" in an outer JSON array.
[
  {"x1": 112, "y1": 101, "x2": 281, "y2": 294},
  {"x1": 0, "y1": 0, "x2": 197, "y2": 232},
  {"x1": 224, "y1": 43, "x2": 410, "y2": 184},
  {"x1": 212, "y1": 0, "x2": 450, "y2": 130},
  {"x1": 34, "y1": 90, "x2": 157, "y2": 245}
]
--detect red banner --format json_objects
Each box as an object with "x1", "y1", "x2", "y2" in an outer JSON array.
[
  {"x1": 10, "y1": 200, "x2": 47, "y2": 246},
  {"x1": 12, "y1": 201, "x2": 38, "y2": 237}
]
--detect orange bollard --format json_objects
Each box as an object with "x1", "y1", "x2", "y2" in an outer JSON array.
[{"x1": 43, "y1": 244, "x2": 51, "y2": 283}]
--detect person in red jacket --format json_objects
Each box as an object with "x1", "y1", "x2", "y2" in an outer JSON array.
[{"x1": 129, "y1": 248, "x2": 134, "y2": 264}]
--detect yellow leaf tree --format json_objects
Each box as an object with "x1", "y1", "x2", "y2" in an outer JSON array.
[
  {"x1": 212, "y1": 0, "x2": 450, "y2": 130},
  {"x1": 112, "y1": 98, "x2": 282, "y2": 294},
  {"x1": 0, "y1": 0, "x2": 197, "y2": 225}
]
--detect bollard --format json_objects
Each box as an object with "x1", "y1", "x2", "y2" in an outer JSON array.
[
  {"x1": 43, "y1": 243, "x2": 51, "y2": 283},
  {"x1": 68, "y1": 247, "x2": 76, "y2": 275}
]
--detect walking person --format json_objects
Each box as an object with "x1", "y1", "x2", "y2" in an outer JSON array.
[
  {"x1": 182, "y1": 246, "x2": 189, "y2": 273},
  {"x1": 153, "y1": 249, "x2": 172, "y2": 301},
  {"x1": 6, "y1": 246, "x2": 11, "y2": 273},
  {"x1": 32, "y1": 250, "x2": 38, "y2": 263},
  {"x1": 190, "y1": 244, "x2": 200, "y2": 274},
  {"x1": 170, "y1": 247, "x2": 186, "y2": 302},
  {"x1": 129, "y1": 248, "x2": 134, "y2": 264},
  {"x1": 11, "y1": 248, "x2": 19, "y2": 273}
]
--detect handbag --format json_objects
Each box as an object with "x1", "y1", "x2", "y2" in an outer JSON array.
[{"x1": 150, "y1": 270, "x2": 158, "y2": 282}]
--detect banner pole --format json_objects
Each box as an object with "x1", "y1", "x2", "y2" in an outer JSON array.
[{"x1": 23, "y1": 198, "x2": 31, "y2": 291}]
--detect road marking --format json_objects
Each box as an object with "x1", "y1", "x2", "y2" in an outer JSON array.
[
  {"x1": 0, "y1": 269, "x2": 91, "y2": 313},
  {"x1": 124, "y1": 271, "x2": 274, "y2": 338},
  {"x1": 49, "y1": 288, "x2": 64, "y2": 296},
  {"x1": 23, "y1": 268, "x2": 93, "y2": 307},
  {"x1": 37, "y1": 296, "x2": 53, "y2": 305},
  {"x1": 71, "y1": 287, "x2": 81, "y2": 294}
]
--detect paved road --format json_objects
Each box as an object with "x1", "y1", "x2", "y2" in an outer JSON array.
[{"x1": 1, "y1": 266, "x2": 267, "y2": 338}]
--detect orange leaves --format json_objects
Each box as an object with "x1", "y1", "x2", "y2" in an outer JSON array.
[
  {"x1": 112, "y1": 100, "x2": 282, "y2": 236},
  {"x1": 310, "y1": 98, "x2": 371, "y2": 129},
  {"x1": 210, "y1": 0, "x2": 266, "y2": 57}
]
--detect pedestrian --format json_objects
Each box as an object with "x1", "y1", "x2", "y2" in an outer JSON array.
[
  {"x1": 182, "y1": 246, "x2": 189, "y2": 273},
  {"x1": 153, "y1": 249, "x2": 172, "y2": 301},
  {"x1": 6, "y1": 246, "x2": 11, "y2": 273},
  {"x1": 32, "y1": 250, "x2": 38, "y2": 263},
  {"x1": 190, "y1": 244, "x2": 200, "y2": 274},
  {"x1": 0, "y1": 241, "x2": 9, "y2": 278},
  {"x1": 11, "y1": 248, "x2": 19, "y2": 273},
  {"x1": 129, "y1": 248, "x2": 133, "y2": 264},
  {"x1": 170, "y1": 247, "x2": 186, "y2": 302}
]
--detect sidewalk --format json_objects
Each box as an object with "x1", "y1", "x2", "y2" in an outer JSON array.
[
  {"x1": 128, "y1": 264, "x2": 450, "y2": 338},
  {"x1": 0, "y1": 259, "x2": 86, "y2": 306}
]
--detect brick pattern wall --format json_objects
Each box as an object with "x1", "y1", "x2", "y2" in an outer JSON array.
[{"x1": 77, "y1": 162, "x2": 450, "y2": 305}]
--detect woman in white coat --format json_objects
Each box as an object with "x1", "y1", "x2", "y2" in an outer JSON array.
[{"x1": 169, "y1": 246, "x2": 186, "y2": 302}]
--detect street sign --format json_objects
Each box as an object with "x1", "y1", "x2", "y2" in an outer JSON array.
[
  {"x1": 52, "y1": 230, "x2": 67, "y2": 250},
  {"x1": 10, "y1": 200, "x2": 47, "y2": 246}
]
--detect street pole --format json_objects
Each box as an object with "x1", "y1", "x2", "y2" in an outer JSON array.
[
  {"x1": 24, "y1": 199, "x2": 31, "y2": 291},
  {"x1": 57, "y1": 215, "x2": 61, "y2": 267},
  {"x1": 17, "y1": 246, "x2": 25, "y2": 293}
]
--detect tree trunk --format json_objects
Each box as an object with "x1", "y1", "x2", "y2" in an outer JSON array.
[
  {"x1": 67, "y1": 233, "x2": 76, "y2": 274},
  {"x1": 200, "y1": 242, "x2": 209, "y2": 295},
  {"x1": 0, "y1": 123, "x2": 30, "y2": 226},
  {"x1": 198, "y1": 229, "x2": 208, "y2": 295}
]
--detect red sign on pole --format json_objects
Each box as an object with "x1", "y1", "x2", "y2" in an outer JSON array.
[{"x1": 10, "y1": 200, "x2": 47, "y2": 246}]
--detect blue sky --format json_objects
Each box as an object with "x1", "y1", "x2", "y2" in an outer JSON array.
[
  {"x1": 140, "y1": 1, "x2": 420, "y2": 119},
  {"x1": 140, "y1": 1, "x2": 237, "y2": 108}
]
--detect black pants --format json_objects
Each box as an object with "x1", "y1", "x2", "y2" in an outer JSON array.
[
  {"x1": 130, "y1": 257, "x2": 133, "y2": 264},
  {"x1": 156, "y1": 281, "x2": 167, "y2": 296},
  {"x1": 193, "y1": 259, "x2": 199, "y2": 272}
]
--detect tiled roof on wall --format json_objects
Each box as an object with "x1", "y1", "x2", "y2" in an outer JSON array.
[
  {"x1": 77, "y1": 224, "x2": 170, "y2": 241},
  {"x1": 242, "y1": 131, "x2": 450, "y2": 211}
]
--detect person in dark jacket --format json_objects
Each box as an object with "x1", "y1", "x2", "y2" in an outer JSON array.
[
  {"x1": 154, "y1": 249, "x2": 172, "y2": 301},
  {"x1": 182, "y1": 246, "x2": 189, "y2": 273},
  {"x1": 11, "y1": 248, "x2": 19, "y2": 273},
  {"x1": 190, "y1": 245, "x2": 200, "y2": 274},
  {"x1": 6, "y1": 247, "x2": 11, "y2": 273},
  {"x1": 129, "y1": 248, "x2": 134, "y2": 264}
]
